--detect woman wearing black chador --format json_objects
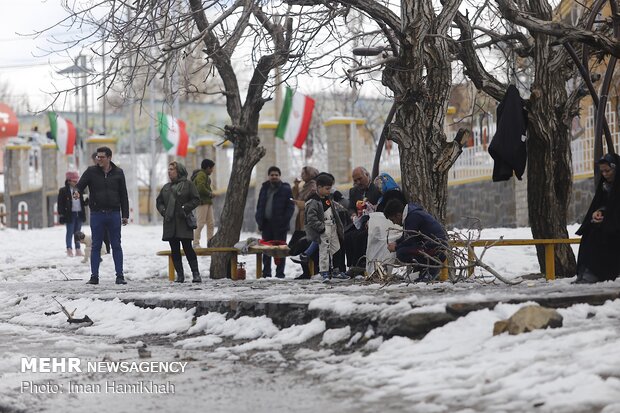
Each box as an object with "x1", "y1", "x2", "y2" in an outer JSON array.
[{"x1": 575, "y1": 153, "x2": 620, "y2": 283}]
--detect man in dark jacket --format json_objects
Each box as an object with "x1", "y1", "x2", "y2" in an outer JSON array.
[
  {"x1": 255, "y1": 166, "x2": 295, "y2": 278},
  {"x1": 384, "y1": 199, "x2": 447, "y2": 282},
  {"x1": 75, "y1": 146, "x2": 130, "y2": 285}
]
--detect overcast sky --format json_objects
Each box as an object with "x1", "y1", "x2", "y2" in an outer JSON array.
[{"x1": 0, "y1": 0, "x2": 84, "y2": 112}]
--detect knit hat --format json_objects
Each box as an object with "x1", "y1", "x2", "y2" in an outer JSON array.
[{"x1": 66, "y1": 171, "x2": 79, "y2": 181}]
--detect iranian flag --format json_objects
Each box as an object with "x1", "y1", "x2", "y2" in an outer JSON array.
[
  {"x1": 47, "y1": 112, "x2": 76, "y2": 155},
  {"x1": 158, "y1": 112, "x2": 189, "y2": 157},
  {"x1": 275, "y1": 88, "x2": 315, "y2": 149}
]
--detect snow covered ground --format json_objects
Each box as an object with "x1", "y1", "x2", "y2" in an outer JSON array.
[{"x1": 0, "y1": 224, "x2": 619, "y2": 412}]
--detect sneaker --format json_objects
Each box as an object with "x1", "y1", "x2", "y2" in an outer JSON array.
[
  {"x1": 86, "y1": 276, "x2": 99, "y2": 285},
  {"x1": 320, "y1": 271, "x2": 330, "y2": 281},
  {"x1": 294, "y1": 274, "x2": 311, "y2": 280},
  {"x1": 331, "y1": 271, "x2": 349, "y2": 280},
  {"x1": 115, "y1": 275, "x2": 127, "y2": 285}
]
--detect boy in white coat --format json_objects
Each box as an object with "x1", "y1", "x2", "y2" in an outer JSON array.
[{"x1": 304, "y1": 173, "x2": 348, "y2": 281}]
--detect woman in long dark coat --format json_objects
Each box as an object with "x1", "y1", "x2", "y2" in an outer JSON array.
[
  {"x1": 57, "y1": 171, "x2": 86, "y2": 256},
  {"x1": 156, "y1": 161, "x2": 201, "y2": 283},
  {"x1": 575, "y1": 153, "x2": 620, "y2": 283}
]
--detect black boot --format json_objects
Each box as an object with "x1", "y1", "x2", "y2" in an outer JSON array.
[
  {"x1": 188, "y1": 258, "x2": 201, "y2": 283},
  {"x1": 86, "y1": 276, "x2": 99, "y2": 285},
  {"x1": 176, "y1": 272, "x2": 185, "y2": 283}
]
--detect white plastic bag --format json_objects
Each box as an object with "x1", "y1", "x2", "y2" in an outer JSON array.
[{"x1": 365, "y1": 212, "x2": 402, "y2": 276}]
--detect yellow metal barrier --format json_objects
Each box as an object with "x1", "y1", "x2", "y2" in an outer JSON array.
[{"x1": 441, "y1": 238, "x2": 581, "y2": 281}]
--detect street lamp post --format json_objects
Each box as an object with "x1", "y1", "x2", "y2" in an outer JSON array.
[
  {"x1": 58, "y1": 55, "x2": 91, "y2": 169},
  {"x1": 351, "y1": 46, "x2": 396, "y2": 181}
]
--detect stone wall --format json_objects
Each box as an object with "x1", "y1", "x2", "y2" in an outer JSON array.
[
  {"x1": 446, "y1": 179, "x2": 517, "y2": 228},
  {"x1": 446, "y1": 175, "x2": 597, "y2": 229},
  {"x1": 570, "y1": 177, "x2": 596, "y2": 225}
]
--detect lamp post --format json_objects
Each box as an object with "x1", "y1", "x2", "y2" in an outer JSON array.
[
  {"x1": 351, "y1": 46, "x2": 396, "y2": 181},
  {"x1": 58, "y1": 55, "x2": 91, "y2": 169}
]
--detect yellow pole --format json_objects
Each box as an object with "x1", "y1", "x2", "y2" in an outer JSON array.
[
  {"x1": 256, "y1": 254, "x2": 262, "y2": 279},
  {"x1": 168, "y1": 257, "x2": 175, "y2": 281},
  {"x1": 439, "y1": 260, "x2": 449, "y2": 281},
  {"x1": 544, "y1": 244, "x2": 556, "y2": 280},
  {"x1": 231, "y1": 254, "x2": 238, "y2": 280}
]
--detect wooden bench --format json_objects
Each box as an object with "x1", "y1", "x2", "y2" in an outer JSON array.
[
  {"x1": 443, "y1": 238, "x2": 581, "y2": 281},
  {"x1": 156, "y1": 247, "x2": 263, "y2": 281}
]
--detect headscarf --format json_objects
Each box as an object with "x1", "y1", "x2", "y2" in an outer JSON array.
[
  {"x1": 165, "y1": 162, "x2": 189, "y2": 222},
  {"x1": 374, "y1": 172, "x2": 399, "y2": 194},
  {"x1": 297, "y1": 166, "x2": 319, "y2": 201}
]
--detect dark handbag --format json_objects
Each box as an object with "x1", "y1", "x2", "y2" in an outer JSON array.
[{"x1": 185, "y1": 209, "x2": 197, "y2": 229}]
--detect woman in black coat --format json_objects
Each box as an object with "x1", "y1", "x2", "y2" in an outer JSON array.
[
  {"x1": 57, "y1": 171, "x2": 86, "y2": 256},
  {"x1": 156, "y1": 161, "x2": 201, "y2": 283},
  {"x1": 575, "y1": 153, "x2": 620, "y2": 283}
]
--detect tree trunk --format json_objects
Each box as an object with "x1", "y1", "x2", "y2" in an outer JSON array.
[
  {"x1": 209, "y1": 128, "x2": 264, "y2": 278},
  {"x1": 382, "y1": 1, "x2": 464, "y2": 222},
  {"x1": 527, "y1": 5, "x2": 577, "y2": 277}
]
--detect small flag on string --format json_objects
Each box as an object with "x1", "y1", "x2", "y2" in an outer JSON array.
[
  {"x1": 158, "y1": 112, "x2": 189, "y2": 157},
  {"x1": 275, "y1": 88, "x2": 315, "y2": 149},
  {"x1": 47, "y1": 112, "x2": 76, "y2": 155}
]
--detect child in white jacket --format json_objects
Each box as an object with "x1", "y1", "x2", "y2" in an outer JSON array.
[{"x1": 304, "y1": 173, "x2": 347, "y2": 281}]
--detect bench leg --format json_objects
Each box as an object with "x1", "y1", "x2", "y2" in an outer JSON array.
[
  {"x1": 545, "y1": 244, "x2": 555, "y2": 281},
  {"x1": 231, "y1": 254, "x2": 238, "y2": 280},
  {"x1": 467, "y1": 247, "x2": 475, "y2": 277},
  {"x1": 256, "y1": 254, "x2": 262, "y2": 279},
  {"x1": 168, "y1": 257, "x2": 175, "y2": 282},
  {"x1": 439, "y1": 259, "x2": 448, "y2": 281}
]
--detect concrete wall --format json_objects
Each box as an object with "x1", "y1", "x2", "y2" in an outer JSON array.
[
  {"x1": 9, "y1": 191, "x2": 43, "y2": 229},
  {"x1": 212, "y1": 186, "x2": 258, "y2": 233}
]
